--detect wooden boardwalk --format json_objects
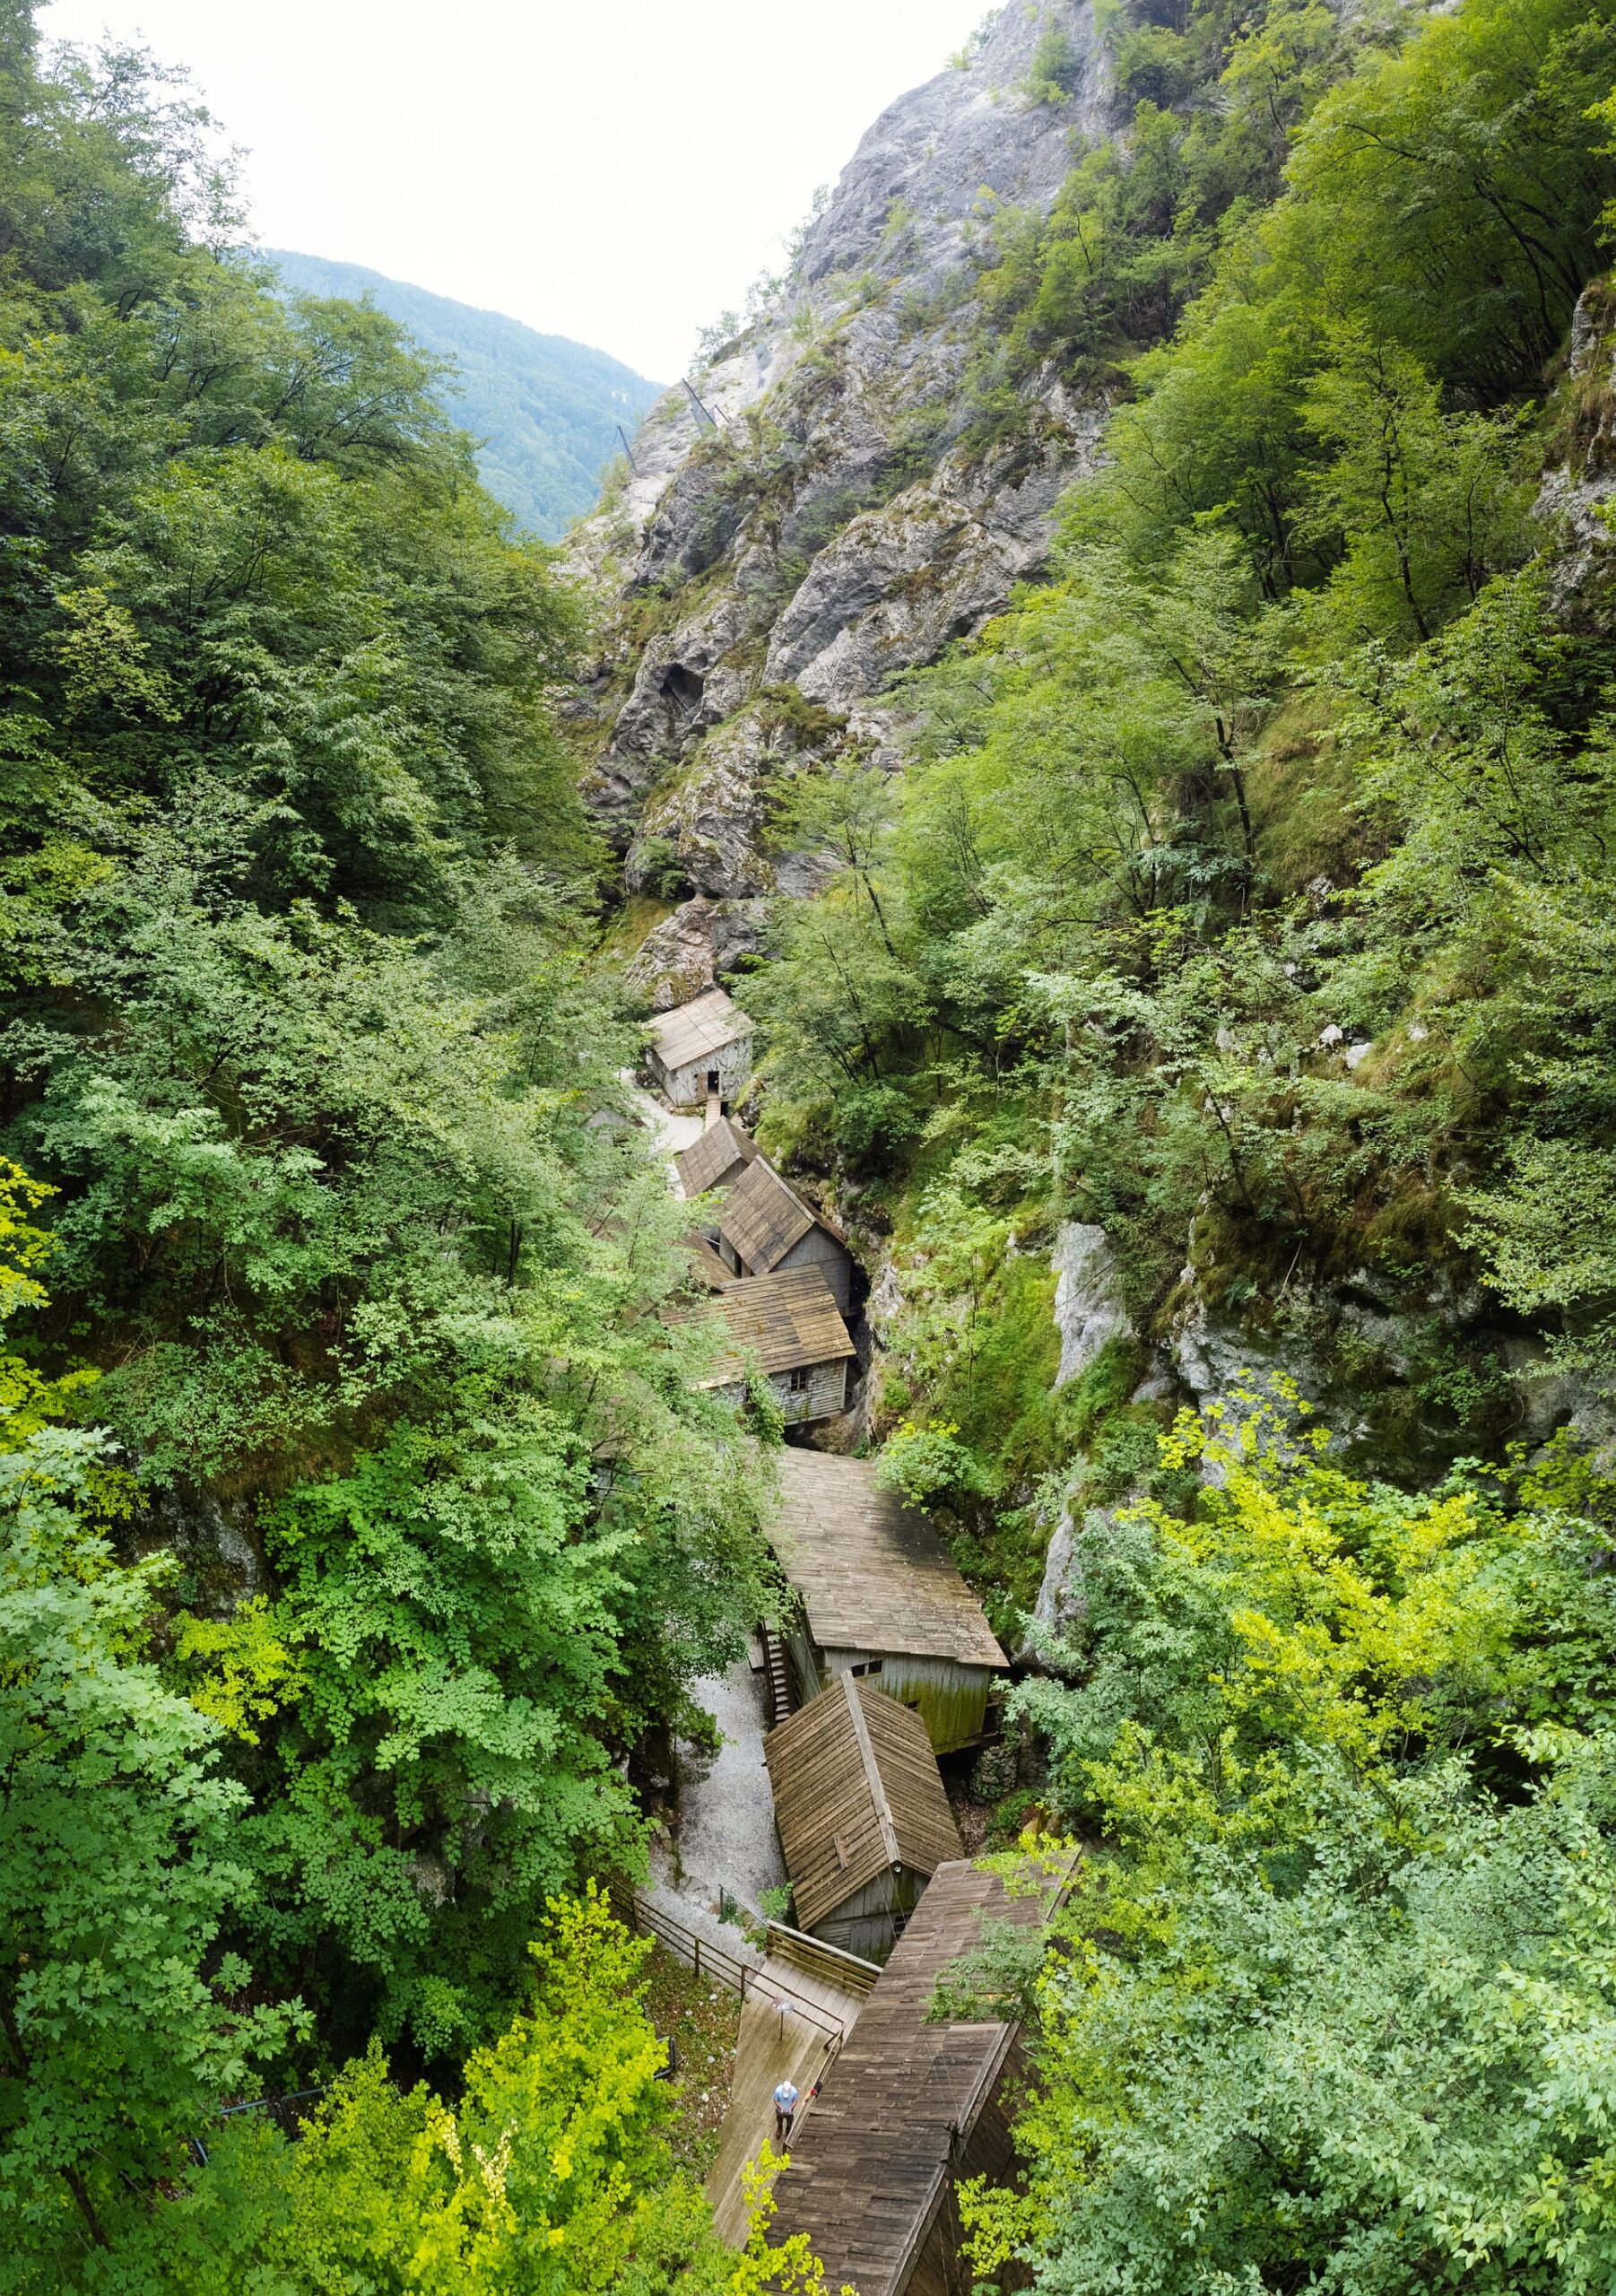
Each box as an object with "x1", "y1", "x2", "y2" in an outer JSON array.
[
  {"x1": 766, "y1": 1856, "x2": 1073, "y2": 2296},
  {"x1": 706, "y1": 1947, "x2": 871, "y2": 2246}
]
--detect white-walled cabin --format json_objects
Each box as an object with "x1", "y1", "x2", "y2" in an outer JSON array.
[{"x1": 643, "y1": 987, "x2": 753, "y2": 1109}]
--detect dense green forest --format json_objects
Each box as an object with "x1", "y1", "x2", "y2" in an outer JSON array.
[
  {"x1": 755, "y1": 0, "x2": 1616, "y2": 1511},
  {"x1": 10, "y1": 0, "x2": 1616, "y2": 2284},
  {"x1": 0, "y1": 8, "x2": 780, "y2": 2285},
  {"x1": 263, "y1": 252, "x2": 661, "y2": 541},
  {"x1": 746, "y1": 0, "x2": 1616, "y2": 2285}
]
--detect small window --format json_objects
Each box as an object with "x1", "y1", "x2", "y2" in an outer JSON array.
[
  {"x1": 849, "y1": 1660, "x2": 883, "y2": 1679},
  {"x1": 787, "y1": 1366, "x2": 810, "y2": 1394}
]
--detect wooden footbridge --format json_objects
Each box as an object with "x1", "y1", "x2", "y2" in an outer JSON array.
[{"x1": 612, "y1": 1885, "x2": 877, "y2": 2245}]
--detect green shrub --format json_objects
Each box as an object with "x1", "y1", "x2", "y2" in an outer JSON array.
[{"x1": 1025, "y1": 25, "x2": 1084, "y2": 103}]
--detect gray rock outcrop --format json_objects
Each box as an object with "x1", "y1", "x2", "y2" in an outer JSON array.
[
  {"x1": 568, "y1": 4, "x2": 1113, "y2": 979},
  {"x1": 1536, "y1": 281, "x2": 1616, "y2": 606},
  {"x1": 625, "y1": 698, "x2": 849, "y2": 901},
  {"x1": 135, "y1": 1489, "x2": 265, "y2": 1614},
  {"x1": 795, "y1": 4, "x2": 1108, "y2": 291},
  {"x1": 1051, "y1": 1221, "x2": 1132, "y2": 1389},
  {"x1": 1027, "y1": 1223, "x2": 1134, "y2": 1648},
  {"x1": 1030, "y1": 1501, "x2": 1082, "y2": 1641},
  {"x1": 625, "y1": 896, "x2": 769, "y2": 1008}
]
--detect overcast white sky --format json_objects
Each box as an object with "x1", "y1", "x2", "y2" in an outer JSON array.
[{"x1": 39, "y1": 0, "x2": 989, "y2": 381}]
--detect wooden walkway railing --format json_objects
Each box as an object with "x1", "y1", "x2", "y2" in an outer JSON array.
[
  {"x1": 764, "y1": 1919, "x2": 881, "y2": 1998},
  {"x1": 613, "y1": 1885, "x2": 849, "y2": 2043}
]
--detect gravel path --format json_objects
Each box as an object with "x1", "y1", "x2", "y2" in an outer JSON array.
[
  {"x1": 673, "y1": 1655, "x2": 786, "y2": 1918},
  {"x1": 624, "y1": 1076, "x2": 708, "y2": 1188}
]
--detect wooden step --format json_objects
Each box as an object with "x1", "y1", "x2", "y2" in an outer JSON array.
[{"x1": 760, "y1": 1624, "x2": 795, "y2": 1730}]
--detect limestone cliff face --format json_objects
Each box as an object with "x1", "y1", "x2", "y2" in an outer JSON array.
[
  {"x1": 1537, "y1": 278, "x2": 1616, "y2": 609},
  {"x1": 567, "y1": 3, "x2": 1110, "y2": 996}
]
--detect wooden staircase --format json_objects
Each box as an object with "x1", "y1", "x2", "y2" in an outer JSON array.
[{"x1": 760, "y1": 1624, "x2": 795, "y2": 1730}]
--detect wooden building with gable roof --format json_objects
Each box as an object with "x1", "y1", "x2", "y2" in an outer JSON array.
[
  {"x1": 713, "y1": 1154, "x2": 855, "y2": 1312},
  {"x1": 643, "y1": 987, "x2": 754, "y2": 1109},
  {"x1": 673, "y1": 1114, "x2": 757, "y2": 1203},
  {"x1": 765, "y1": 1674, "x2": 963, "y2": 1962},
  {"x1": 770, "y1": 1452, "x2": 1007, "y2": 1752},
  {"x1": 766, "y1": 1856, "x2": 1068, "y2": 2296},
  {"x1": 671, "y1": 1265, "x2": 856, "y2": 1426}
]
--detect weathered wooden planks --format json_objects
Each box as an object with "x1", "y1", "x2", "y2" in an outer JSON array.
[{"x1": 767, "y1": 1858, "x2": 1067, "y2": 2296}]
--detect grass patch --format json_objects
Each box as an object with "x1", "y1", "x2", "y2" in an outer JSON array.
[
  {"x1": 597, "y1": 895, "x2": 675, "y2": 964},
  {"x1": 1247, "y1": 694, "x2": 1363, "y2": 894},
  {"x1": 943, "y1": 1331, "x2": 1173, "y2": 1639},
  {"x1": 947, "y1": 1250, "x2": 1062, "y2": 1472},
  {"x1": 639, "y1": 1943, "x2": 740, "y2": 2178}
]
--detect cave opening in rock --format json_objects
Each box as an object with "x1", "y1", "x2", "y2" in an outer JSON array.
[{"x1": 661, "y1": 663, "x2": 705, "y2": 724}]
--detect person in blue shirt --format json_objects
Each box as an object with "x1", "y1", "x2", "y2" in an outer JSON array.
[{"x1": 773, "y1": 2078, "x2": 800, "y2": 2144}]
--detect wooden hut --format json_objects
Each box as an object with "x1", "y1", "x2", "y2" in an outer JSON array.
[
  {"x1": 643, "y1": 988, "x2": 753, "y2": 1109},
  {"x1": 673, "y1": 1114, "x2": 758, "y2": 1203},
  {"x1": 770, "y1": 1452, "x2": 1006, "y2": 1753},
  {"x1": 765, "y1": 1675, "x2": 963, "y2": 1962},
  {"x1": 766, "y1": 1857, "x2": 1068, "y2": 2296},
  {"x1": 673, "y1": 1265, "x2": 856, "y2": 1426},
  {"x1": 713, "y1": 1156, "x2": 855, "y2": 1313}
]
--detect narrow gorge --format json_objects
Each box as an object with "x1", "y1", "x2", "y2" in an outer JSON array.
[
  {"x1": 578, "y1": 0, "x2": 1616, "y2": 1625},
  {"x1": 6, "y1": 0, "x2": 1616, "y2": 2284}
]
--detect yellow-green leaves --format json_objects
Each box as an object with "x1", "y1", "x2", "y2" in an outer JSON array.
[
  {"x1": 1, "y1": 1418, "x2": 301, "y2": 2270},
  {"x1": 174, "y1": 1597, "x2": 305, "y2": 1746},
  {"x1": 1151, "y1": 1389, "x2": 1510, "y2": 1770},
  {"x1": 51, "y1": 585, "x2": 178, "y2": 724},
  {"x1": 0, "y1": 1157, "x2": 51, "y2": 1326},
  {"x1": 1021, "y1": 1386, "x2": 1614, "y2": 1872},
  {"x1": 0, "y1": 1159, "x2": 102, "y2": 1454},
  {"x1": 226, "y1": 1889, "x2": 757, "y2": 2295}
]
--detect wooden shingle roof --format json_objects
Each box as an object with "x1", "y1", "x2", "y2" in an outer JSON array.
[
  {"x1": 682, "y1": 1234, "x2": 734, "y2": 1290},
  {"x1": 765, "y1": 1677, "x2": 963, "y2": 1934},
  {"x1": 673, "y1": 1116, "x2": 757, "y2": 1201},
  {"x1": 717, "y1": 1157, "x2": 816, "y2": 1272},
  {"x1": 645, "y1": 987, "x2": 751, "y2": 1072},
  {"x1": 768, "y1": 1857, "x2": 1067, "y2": 2296},
  {"x1": 771, "y1": 1451, "x2": 1007, "y2": 1671},
  {"x1": 672, "y1": 1265, "x2": 855, "y2": 1382}
]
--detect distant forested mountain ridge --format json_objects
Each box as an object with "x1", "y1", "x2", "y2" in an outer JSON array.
[{"x1": 265, "y1": 249, "x2": 661, "y2": 536}]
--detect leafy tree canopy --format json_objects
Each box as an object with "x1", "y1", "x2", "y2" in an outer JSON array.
[{"x1": 0, "y1": 0, "x2": 777, "y2": 2126}]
